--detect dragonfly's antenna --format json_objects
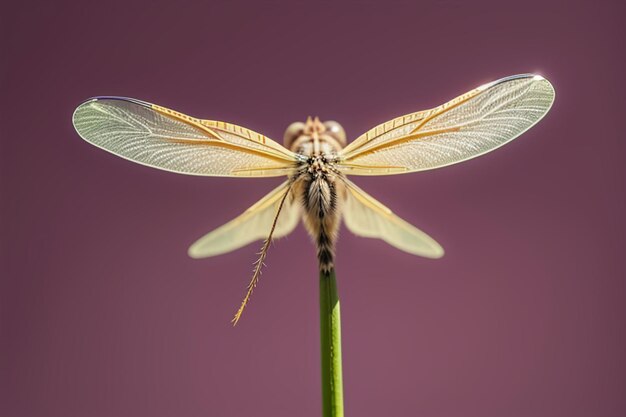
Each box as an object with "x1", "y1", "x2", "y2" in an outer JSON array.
[{"x1": 232, "y1": 182, "x2": 294, "y2": 325}]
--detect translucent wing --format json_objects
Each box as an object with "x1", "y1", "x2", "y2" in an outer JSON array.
[
  {"x1": 339, "y1": 74, "x2": 555, "y2": 175},
  {"x1": 342, "y1": 179, "x2": 444, "y2": 258},
  {"x1": 72, "y1": 97, "x2": 299, "y2": 177},
  {"x1": 188, "y1": 181, "x2": 300, "y2": 258}
]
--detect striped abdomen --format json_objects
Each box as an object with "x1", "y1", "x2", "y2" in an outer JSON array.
[{"x1": 299, "y1": 172, "x2": 344, "y2": 273}]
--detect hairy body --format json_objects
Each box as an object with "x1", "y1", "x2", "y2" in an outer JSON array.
[
  {"x1": 287, "y1": 118, "x2": 347, "y2": 273},
  {"x1": 228, "y1": 117, "x2": 349, "y2": 322}
]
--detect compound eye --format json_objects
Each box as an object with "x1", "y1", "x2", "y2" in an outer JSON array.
[
  {"x1": 323, "y1": 121, "x2": 346, "y2": 146},
  {"x1": 283, "y1": 122, "x2": 305, "y2": 149}
]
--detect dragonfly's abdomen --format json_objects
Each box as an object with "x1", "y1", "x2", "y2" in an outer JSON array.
[{"x1": 297, "y1": 165, "x2": 344, "y2": 273}]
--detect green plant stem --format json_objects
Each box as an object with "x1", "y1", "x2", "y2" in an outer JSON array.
[{"x1": 319, "y1": 268, "x2": 344, "y2": 417}]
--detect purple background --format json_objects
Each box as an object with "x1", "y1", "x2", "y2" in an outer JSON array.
[{"x1": 2, "y1": 1, "x2": 625, "y2": 416}]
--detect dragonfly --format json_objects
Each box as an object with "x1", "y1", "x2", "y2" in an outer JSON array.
[{"x1": 72, "y1": 74, "x2": 555, "y2": 324}]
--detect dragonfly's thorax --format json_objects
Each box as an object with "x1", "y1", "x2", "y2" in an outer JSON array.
[
  {"x1": 293, "y1": 154, "x2": 345, "y2": 217},
  {"x1": 295, "y1": 140, "x2": 339, "y2": 158},
  {"x1": 306, "y1": 155, "x2": 334, "y2": 175}
]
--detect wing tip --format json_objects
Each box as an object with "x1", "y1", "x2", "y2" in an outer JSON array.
[
  {"x1": 72, "y1": 96, "x2": 152, "y2": 129},
  {"x1": 422, "y1": 242, "x2": 445, "y2": 259},
  {"x1": 187, "y1": 244, "x2": 207, "y2": 259},
  {"x1": 477, "y1": 73, "x2": 553, "y2": 91},
  {"x1": 79, "y1": 96, "x2": 151, "y2": 107},
  {"x1": 432, "y1": 246, "x2": 445, "y2": 259},
  {"x1": 73, "y1": 96, "x2": 151, "y2": 114},
  {"x1": 475, "y1": 73, "x2": 555, "y2": 116}
]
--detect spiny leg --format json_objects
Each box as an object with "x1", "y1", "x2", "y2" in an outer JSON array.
[{"x1": 231, "y1": 181, "x2": 295, "y2": 325}]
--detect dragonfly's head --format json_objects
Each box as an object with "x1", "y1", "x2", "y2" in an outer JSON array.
[{"x1": 283, "y1": 117, "x2": 347, "y2": 154}]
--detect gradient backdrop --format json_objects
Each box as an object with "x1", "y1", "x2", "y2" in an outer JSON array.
[{"x1": 2, "y1": 1, "x2": 625, "y2": 416}]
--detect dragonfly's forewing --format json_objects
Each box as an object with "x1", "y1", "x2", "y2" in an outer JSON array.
[
  {"x1": 73, "y1": 97, "x2": 297, "y2": 177},
  {"x1": 338, "y1": 74, "x2": 555, "y2": 175}
]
